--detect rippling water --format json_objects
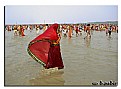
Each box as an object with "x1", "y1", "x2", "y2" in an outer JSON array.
[{"x1": 5, "y1": 29, "x2": 118, "y2": 86}]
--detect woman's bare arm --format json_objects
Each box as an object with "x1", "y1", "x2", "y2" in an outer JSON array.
[{"x1": 56, "y1": 37, "x2": 61, "y2": 44}]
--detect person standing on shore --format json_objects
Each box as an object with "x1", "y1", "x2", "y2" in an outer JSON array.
[
  {"x1": 17, "y1": 25, "x2": 21, "y2": 36},
  {"x1": 13, "y1": 25, "x2": 18, "y2": 36},
  {"x1": 75, "y1": 25, "x2": 79, "y2": 37},
  {"x1": 36, "y1": 25, "x2": 40, "y2": 34},
  {"x1": 87, "y1": 24, "x2": 91, "y2": 38},
  {"x1": 108, "y1": 25, "x2": 112, "y2": 37},
  {"x1": 116, "y1": 25, "x2": 118, "y2": 33},
  {"x1": 43, "y1": 24, "x2": 48, "y2": 31},
  {"x1": 84, "y1": 24, "x2": 91, "y2": 39},
  {"x1": 68, "y1": 25, "x2": 73, "y2": 38},
  {"x1": 105, "y1": 25, "x2": 108, "y2": 36},
  {"x1": 79, "y1": 24, "x2": 82, "y2": 35},
  {"x1": 21, "y1": 25, "x2": 25, "y2": 36},
  {"x1": 62, "y1": 25, "x2": 67, "y2": 37}
]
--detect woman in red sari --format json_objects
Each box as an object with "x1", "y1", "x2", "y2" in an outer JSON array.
[{"x1": 27, "y1": 23, "x2": 64, "y2": 70}]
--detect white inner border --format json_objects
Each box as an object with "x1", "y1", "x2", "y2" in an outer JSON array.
[{"x1": 0, "y1": 0, "x2": 120, "y2": 89}]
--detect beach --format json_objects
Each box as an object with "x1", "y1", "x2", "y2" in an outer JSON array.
[{"x1": 5, "y1": 29, "x2": 118, "y2": 86}]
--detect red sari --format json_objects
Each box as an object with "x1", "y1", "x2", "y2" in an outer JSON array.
[
  {"x1": 21, "y1": 28, "x2": 25, "y2": 36},
  {"x1": 27, "y1": 23, "x2": 64, "y2": 69}
]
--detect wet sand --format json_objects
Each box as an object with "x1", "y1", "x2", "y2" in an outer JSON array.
[{"x1": 5, "y1": 29, "x2": 118, "y2": 86}]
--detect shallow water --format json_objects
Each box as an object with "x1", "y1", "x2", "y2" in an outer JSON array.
[{"x1": 5, "y1": 29, "x2": 118, "y2": 86}]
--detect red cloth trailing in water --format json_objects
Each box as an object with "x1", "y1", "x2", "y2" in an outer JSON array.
[{"x1": 27, "y1": 23, "x2": 64, "y2": 69}]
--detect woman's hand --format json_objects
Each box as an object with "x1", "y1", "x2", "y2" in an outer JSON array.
[{"x1": 58, "y1": 33, "x2": 62, "y2": 38}]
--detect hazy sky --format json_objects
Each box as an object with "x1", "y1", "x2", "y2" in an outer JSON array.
[{"x1": 5, "y1": 5, "x2": 118, "y2": 24}]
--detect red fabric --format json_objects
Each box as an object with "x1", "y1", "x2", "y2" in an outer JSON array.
[
  {"x1": 28, "y1": 41, "x2": 50, "y2": 65},
  {"x1": 21, "y1": 28, "x2": 25, "y2": 36},
  {"x1": 28, "y1": 23, "x2": 64, "y2": 68},
  {"x1": 31, "y1": 24, "x2": 59, "y2": 42},
  {"x1": 45, "y1": 45, "x2": 64, "y2": 69}
]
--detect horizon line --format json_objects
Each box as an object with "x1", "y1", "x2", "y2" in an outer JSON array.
[{"x1": 5, "y1": 20, "x2": 118, "y2": 25}]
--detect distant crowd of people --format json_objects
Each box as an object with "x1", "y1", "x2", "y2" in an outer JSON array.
[{"x1": 5, "y1": 23, "x2": 118, "y2": 38}]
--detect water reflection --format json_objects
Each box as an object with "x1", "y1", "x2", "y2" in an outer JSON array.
[
  {"x1": 84, "y1": 38, "x2": 91, "y2": 48},
  {"x1": 107, "y1": 36, "x2": 112, "y2": 40},
  {"x1": 29, "y1": 70, "x2": 65, "y2": 85},
  {"x1": 68, "y1": 38, "x2": 72, "y2": 44}
]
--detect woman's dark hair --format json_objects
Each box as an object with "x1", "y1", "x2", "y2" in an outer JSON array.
[{"x1": 87, "y1": 24, "x2": 90, "y2": 26}]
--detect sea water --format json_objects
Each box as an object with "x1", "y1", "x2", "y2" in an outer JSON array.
[{"x1": 5, "y1": 29, "x2": 118, "y2": 86}]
